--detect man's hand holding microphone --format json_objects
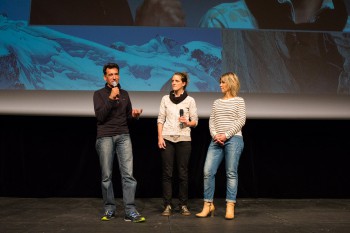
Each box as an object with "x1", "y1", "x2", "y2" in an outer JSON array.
[{"x1": 109, "y1": 81, "x2": 120, "y2": 100}]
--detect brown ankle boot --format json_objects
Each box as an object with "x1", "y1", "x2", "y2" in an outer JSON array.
[
  {"x1": 195, "y1": 201, "x2": 215, "y2": 218},
  {"x1": 225, "y1": 202, "x2": 235, "y2": 220}
]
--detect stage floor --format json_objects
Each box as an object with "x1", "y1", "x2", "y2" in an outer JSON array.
[{"x1": 0, "y1": 198, "x2": 349, "y2": 233}]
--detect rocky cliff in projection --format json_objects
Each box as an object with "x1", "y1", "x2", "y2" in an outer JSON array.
[
  {"x1": 0, "y1": 16, "x2": 221, "y2": 92},
  {"x1": 222, "y1": 29, "x2": 350, "y2": 94}
]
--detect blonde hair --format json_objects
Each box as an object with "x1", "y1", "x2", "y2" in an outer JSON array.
[{"x1": 220, "y1": 72, "x2": 240, "y2": 97}]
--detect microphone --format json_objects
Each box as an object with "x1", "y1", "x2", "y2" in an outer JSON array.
[
  {"x1": 179, "y1": 109, "x2": 184, "y2": 129},
  {"x1": 111, "y1": 81, "x2": 119, "y2": 99}
]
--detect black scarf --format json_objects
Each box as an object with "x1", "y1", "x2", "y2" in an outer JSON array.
[{"x1": 169, "y1": 91, "x2": 188, "y2": 104}]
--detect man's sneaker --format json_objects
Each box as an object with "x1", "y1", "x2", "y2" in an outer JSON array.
[
  {"x1": 124, "y1": 211, "x2": 146, "y2": 223},
  {"x1": 180, "y1": 205, "x2": 191, "y2": 216},
  {"x1": 161, "y1": 205, "x2": 172, "y2": 216},
  {"x1": 101, "y1": 210, "x2": 115, "y2": 221}
]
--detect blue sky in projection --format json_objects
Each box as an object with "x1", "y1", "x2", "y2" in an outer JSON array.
[{"x1": 0, "y1": 0, "x2": 222, "y2": 91}]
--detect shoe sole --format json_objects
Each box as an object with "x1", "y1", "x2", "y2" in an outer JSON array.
[
  {"x1": 101, "y1": 216, "x2": 114, "y2": 221},
  {"x1": 124, "y1": 217, "x2": 146, "y2": 223},
  {"x1": 161, "y1": 213, "x2": 172, "y2": 216},
  {"x1": 181, "y1": 213, "x2": 191, "y2": 216}
]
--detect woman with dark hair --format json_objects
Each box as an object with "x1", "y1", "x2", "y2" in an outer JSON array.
[{"x1": 157, "y1": 72, "x2": 198, "y2": 216}]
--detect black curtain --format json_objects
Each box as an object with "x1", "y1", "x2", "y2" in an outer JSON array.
[{"x1": 1, "y1": 115, "x2": 350, "y2": 198}]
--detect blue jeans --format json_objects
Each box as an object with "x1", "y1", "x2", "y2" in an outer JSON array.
[
  {"x1": 203, "y1": 135, "x2": 244, "y2": 203},
  {"x1": 96, "y1": 134, "x2": 137, "y2": 215}
]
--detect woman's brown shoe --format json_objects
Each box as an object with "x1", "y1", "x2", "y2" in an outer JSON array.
[
  {"x1": 180, "y1": 205, "x2": 191, "y2": 216},
  {"x1": 161, "y1": 205, "x2": 172, "y2": 216},
  {"x1": 195, "y1": 201, "x2": 215, "y2": 218},
  {"x1": 225, "y1": 202, "x2": 235, "y2": 220}
]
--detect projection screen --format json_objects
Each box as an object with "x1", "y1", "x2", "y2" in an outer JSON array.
[{"x1": 0, "y1": 0, "x2": 349, "y2": 118}]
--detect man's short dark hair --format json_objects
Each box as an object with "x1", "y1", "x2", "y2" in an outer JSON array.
[{"x1": 103, "y1": 63, "x2": 120, "y2": 75}]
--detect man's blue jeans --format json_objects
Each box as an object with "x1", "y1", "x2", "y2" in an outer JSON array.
[
  {"x1": 203, "y1": 135, "x2": 244, "y2": 203},
  {"x1": 96, "y1": 134, "x2": 137, "y2": 215}
]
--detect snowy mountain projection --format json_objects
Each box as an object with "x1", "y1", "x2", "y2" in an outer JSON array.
[{"x1": 0, "y1": 16, "x2": 222, "y2": 92}]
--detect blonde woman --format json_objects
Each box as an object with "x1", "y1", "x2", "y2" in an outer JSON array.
[{"x1": 196, "y1": 72, "x2": 246, "y2": 220}]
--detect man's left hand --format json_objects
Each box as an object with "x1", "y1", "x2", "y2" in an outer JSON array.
[{"x1": 132, "y1": 109, "x2": 143, "y2": 118}]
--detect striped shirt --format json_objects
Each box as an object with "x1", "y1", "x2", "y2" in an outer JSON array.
[{"x1": 209, "y1": 97, "x2": 246, "y2": 139}]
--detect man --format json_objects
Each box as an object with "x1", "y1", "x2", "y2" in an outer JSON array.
[{"x1": 93, "y1": 63, "x2": 145, "y2": 222}]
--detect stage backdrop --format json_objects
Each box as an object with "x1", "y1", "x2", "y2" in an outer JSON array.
[
  {"x1": 0, "y1": 0, "x2": 350, "y2": 118},
  {"x1": 0, "y1": 0, "x2": 350, "y2": 199}
]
